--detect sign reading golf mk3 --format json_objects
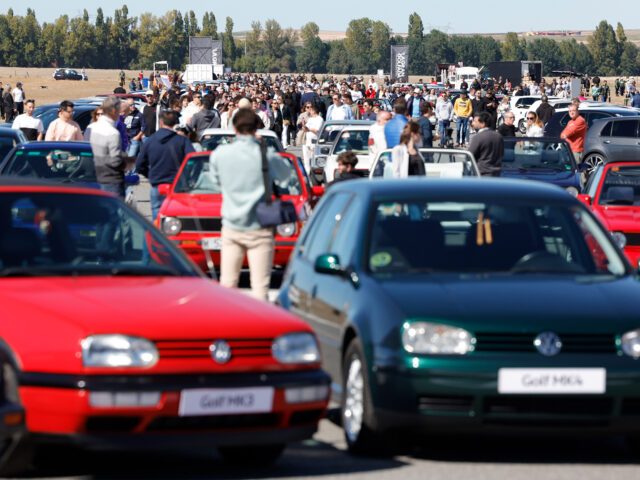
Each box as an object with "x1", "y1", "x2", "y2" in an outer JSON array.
[
  {"x1": 391, "y1": 46, "x2": 409, "y2": 83},
  {"x1": 189, "y1": 37, "x2": 223, "y2": 65}
]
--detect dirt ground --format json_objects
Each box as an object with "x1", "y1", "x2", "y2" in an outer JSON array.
[{"x1": 0, "y1": 67, "x2": 632, "y2": 107}]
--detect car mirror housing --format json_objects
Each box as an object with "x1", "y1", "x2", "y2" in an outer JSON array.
[
  {"x1": 577, "y1": 194, "x2": 592, "y2": 206},
  {"x1": 157, "y1": 183, "x2": 171, "y2": 196},
  {"x1": 311, "y1": 186, "x2": 325, "y2": 197},
  {"x1": 315, "y1": 254, "x2": 344, "y2": 275}
]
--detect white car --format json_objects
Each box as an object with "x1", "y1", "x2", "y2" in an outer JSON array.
[
  {"x1": 200, "y1": 128, "x2": 284, "y2": 152},
  {"x1": 505, "y1": 96, "x2": 548, "y2": 134},
  {"x1": 369, "y1": 148, "x2": 480, "y2": 179},
  {"x1": 318, "y1": 125, "x2": 372, "y2": 183}
]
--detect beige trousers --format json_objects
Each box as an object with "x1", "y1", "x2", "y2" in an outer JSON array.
[{"x1": 220, "y1": 225, "x2": 275, "y2": 301}]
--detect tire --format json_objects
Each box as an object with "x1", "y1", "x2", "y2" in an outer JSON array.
[
  {"x1": 342, "y1": 339, "x2": 382, "y2": 455},
  {"x1": 518, "y1": 119, "x2": 526, "y2": 134},
  {"x1": 0, "y1": 438, "x2": 35, "y2": 477},
  {"x1": 582, "y1": 153, "x2": 606, "y2": 177},
  {"x1": 218, "y1": 444, "x2": 285, "y2": 466}
]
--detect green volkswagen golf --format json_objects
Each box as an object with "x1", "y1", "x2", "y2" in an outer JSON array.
[{"x1": 277, "y1": 178, "x2": 640, "y2": 454}]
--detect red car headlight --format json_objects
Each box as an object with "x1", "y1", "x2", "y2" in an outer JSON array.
[{"x1": 81, "y1": 335, "x2": 159, "y2": 368}]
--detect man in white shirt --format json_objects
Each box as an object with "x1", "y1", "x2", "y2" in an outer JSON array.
[
  {"x1": 302, "y1": 105, "x2": 323, "y2": 174},
  {"x1": 326, "y1": 94, "x2": 353, "y2": 121},
  {"x1": 368, "y1": 111, "x2": 390, "y2": 169},
  {"x1": 12, "y1": 82, "x2": 25, "y2": 115},
  {"x1": 12, "y1": 99, "x2": 44, "y2": 141}
]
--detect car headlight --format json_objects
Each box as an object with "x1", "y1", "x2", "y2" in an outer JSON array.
[
  {"x1": 565, "y1": 186, "x2": 579, "y2": 197},
  {"x1": 276, "y1": 222, "x2": 297, "y2": 237},
  {"x1": 315, "y1": 156, "x2": 327, "y2": 168},
  {"x1": 402, "y1": 321, "x2": 475, "y2": 355},
  {"x1": 161, "y1": 217, "x2": 182, "y2": 236},
  {"x1": 621, "y1": 329, "x2": 640, "y2": 358},
  {"x1": 81, "y1": 335, "x2": 159, "y2": 367},
  {"x1": 612, "y1": 231, "x2": 627, "y2": 250},
  {"x1": 272, "y1": 332, "x2": 320, "y2": 364}
]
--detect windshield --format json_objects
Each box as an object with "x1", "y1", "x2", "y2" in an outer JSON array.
[
  {"x1": 598, "y1": 166, "x2": 640, "y2": 206},
  {"x1": 502, "y1": 140, "x2": 574, "y2": 171},
  {"x1": 37, "y1": 109, "x2": 62, "y2": 131},
  {"x1": 334, "y1": 130, "x2": 369, "y2": 155},
  {"x1": 372, "y1": 150, "x2": 478, "y2": 178},
  {"x1": 0, "y1": 135, "x2": 19, "y2": 161},
  {"x1": 0, "y1": 192, "x2": 196, "y2": 277},
  {"x1": 3, "y1": 148, "x2": 97, "y2": 183},
  {"x1": 174, "y1": 154, "x2": 302, "y2": 196},
  {"x1": 201, "y1": 134, "x2": 282, "y2": 152},
  {"x1": 368, "y1": 200, "x2": 626, "y2": 275}
]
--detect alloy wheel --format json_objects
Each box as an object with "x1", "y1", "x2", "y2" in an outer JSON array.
[
  {"x1": 584, "y1": 154, "x2": 605, "y2": 176},
  {"x1": 343, "y1": 356, "x2": 364, "y2": 443}
]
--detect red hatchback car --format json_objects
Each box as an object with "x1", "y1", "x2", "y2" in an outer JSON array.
[
  {"x1": 578, "y1": 161, "x2": 640, "y2": 266},
  {"x1": 157, "y1": 151, "x2": 322, "y2": 274},
  {"x1": 0, "y1": 179, "x2": 329, "y2": 473}
]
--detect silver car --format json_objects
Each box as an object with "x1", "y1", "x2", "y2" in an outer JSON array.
[{"x1": 583, "y1": 117, "x2": 640, "y2": 176}]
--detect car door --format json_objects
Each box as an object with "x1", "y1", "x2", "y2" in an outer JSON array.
[
  {"x1": 608, "y1": 120, "x2": 640, "y2": 161},
  {"x1": 307, "y1": 194, "x2": 363, "y2": 383}
]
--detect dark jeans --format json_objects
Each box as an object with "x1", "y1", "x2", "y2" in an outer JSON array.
[
  {"x1": 150, "y1": 185, "x2": 166, "y2": 221},
  {"x1": 15, "y1": 102, "x2": 23, "y2": 115},
  {"x1": 100, "y1": 183, "x2": 125, "y2": 198}
]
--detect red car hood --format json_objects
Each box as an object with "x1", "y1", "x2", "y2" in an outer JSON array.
[
  {"x1": 594, "y1": 206, "x2": 640, "y2": 232},
  {"x1": 161, "y1": 193, "x2": 304, "y2": 218},
  {"x1": 1, "y1": 277, "x2": 312, "y2": 373}
]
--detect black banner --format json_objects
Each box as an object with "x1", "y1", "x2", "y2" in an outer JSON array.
[
  {"x1": 212, "y1": 40, "x2": 223, "y2": 65},
  {"x1": 391, "y1": 46, "x2": 409, "y2": 83}
]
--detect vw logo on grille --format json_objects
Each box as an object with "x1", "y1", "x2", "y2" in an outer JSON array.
[
  {"x1": 209, "y1": 340, "x2": 231, "y2": 364},
  {"x1": 533, "y1": 332, "x2": 562, "y2": 356}
]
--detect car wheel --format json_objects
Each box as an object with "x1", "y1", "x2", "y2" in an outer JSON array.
[
  {"x1": 518, "y1": 119, "x2": 526, "y2": 134},
  {"x1": 0, "y1": 364, "x2": 32, "y2": 477},
  {"x1": 218, "y1": 444, "x2": 285, "y2": 466},
  {"x1": 583, "y1": 153, "x2": 605, "y2": 177},
  {"x1": 342, "y1": 339, "x2": 382, "y2": 455}
]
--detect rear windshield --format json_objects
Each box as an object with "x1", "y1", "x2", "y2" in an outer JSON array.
[
  {"x1": 334, "y1": 130, "x2": 369, "y2": 155},
  {"x1": 3, "y1": 148, "x2": 97, "y2": 183},
  {"x1": 502, "y1": 140, "x2": 573, "y2": 170},
  {"x1": 201, "y1": 134, "x2": 282, "y2": 152},
  {"x1": 598, "y1": 166, "x2": 640, "y2": 206}
]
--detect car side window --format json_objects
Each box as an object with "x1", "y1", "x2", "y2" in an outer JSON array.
[
  {"x1": 600, "y1": 121, "x2": 612, "y2": 137},
  {"x1": 302, "y1": 193, "x2": 352, "y2": 262},
  {"x1": 371, "y1": 152, "x2": 392, "y2": 178},
  {"x1": 587, "y1": 112, "x2": 611, "y2": 128},
  {"x1": 585, "y1": 166, "x2": 604, "y2": 198},
  {"x1": 328, "y1": 196, "x2": 363, "y2": 266},
  {"x1": 559, "y1": 113, "x2": 570, "y2": 128},
  {"x1": 611, "y1": 120, "x2": 639, "y2": 138}
]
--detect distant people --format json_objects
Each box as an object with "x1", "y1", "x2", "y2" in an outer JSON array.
[
  {"x1": 83, "y1": 107, "x2": 104, "y2": 141},
  {"x1": 497, "y1": 112, "x2": 517, "y2": 137},
  {"x1": 12, "y1": 82, "x2": 25, "y2": 115},
  {"x1": 119, "y1": 69, "x2": 125, "y2": 87},
  {"x1": 3, "y1": 85, "x2": 16, "y2": 123},
  {"x1": 12, "y1": 99, "x2": 44, "y2": 141},
  {"x1": 329, "y1": 151, "x2": 360, "y2": 186},
  {"x1": 536, "y1": 95, "x2": 555, "y2": 125},
  {"x1": 142, "y1": 90, "x2": 158, "y2": 142},
  {"x1": 453, "y1": 90, "x2": 473, "y2": 147},
  {"x1": 560, "y1": 104, "x2": 587, "y2": 163},
  {"x1": 468, "y1": 111, "x2": 504, "y2": 177},
  {"x1": 302, "y1": 104, "x2": 323, "y2": 174},
  {"x1": 113, "y1": 85, "x2": 126, "y2": 94},
  {"x1": 129, "y1": 78, "x2": 136, "y2": 91},
  {"x1": 368, "y1": 111, "x2": 390, "y2": 165},
  {"x1": 600, "y1": 80, "x2": 610, "y2": 102},
  {"x1": 590, "y1": 83, "x2": 600, "y2": 101},
  {"x1": 416, "y1": 102, "x2": 435, "y2": 147},
  {"x1": 44, "y1": 101, "x2": 83, "y2": 141},
  {"x1": 406, "y1": 88, "x2": 425, "y2": 119},
  {"x1": 384, "y1": 99, "x2": 408, "y2": 148},
  {"x1": 362, "y1": 99, "x2": 376, "y2": 121},
  {"x1": 525, "y1": 112, "x2": 544, "y2": 137},
  {"x1": 326, "y1": 93, "x2": 353, "y2": 121},
  {"x1": 391, "y1": 121, "x2": 425, "y2": 178},
  {"x1": 435, "y1": 92, "x2": 454, "y2": 147},
  {"x1": 123, "y1": 98, "x2": 146, "y2": 157},
  {"x1": 631, "y1": 90, "x2": 640, "y2": 108},
  {"x1": 189, "y1": 95, "x2": 221, "y2": 139}
]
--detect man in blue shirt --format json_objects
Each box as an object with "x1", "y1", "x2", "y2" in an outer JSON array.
[
  {"x1": 384, "y1": 99, "x2": 408, "y2": 148},
  {"x1": 630, "y1": 90, "x2": 640, "y2": 108},
  {"x1": 406, "y1": 88, "x2": 425, "y2": 118}
]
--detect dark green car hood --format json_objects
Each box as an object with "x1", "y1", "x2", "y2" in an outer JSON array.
[{"x1": 377, "y1": 274, "x2": 640, "y2": 332}]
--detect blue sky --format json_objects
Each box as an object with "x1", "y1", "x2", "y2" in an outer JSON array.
[{"x1": 7, "y1": 1, "x2": 637, "y2": 34}]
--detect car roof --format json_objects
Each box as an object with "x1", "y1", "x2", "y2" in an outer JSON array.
[
  {"x1": 200, "y1": 128, "x2": 277, "y2": 137},
  {"x1": 321, "y1": 120, "x2": 374, "y2": 126},
  {"x1": 554, "y1": 106, "x2": 638, "y2": 113},
  {"x1": 13, "y1": 141, "x2": 91, "y2": 150},
  {"x1": 0, "y1": 176, "x2": 109, "y2": 196},
  {"x1": 328, "y1": 178, "x2": 576, "y2": 202},
  {"x1": 0, "y1": 129, "x2": 22, "y2": 137}
]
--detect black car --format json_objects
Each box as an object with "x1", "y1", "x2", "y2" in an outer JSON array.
[
  {"x1": 52, "y1": 68, "x2": 86, "y2": 81},
  {"x1": 35, "y1": 104, "x2": 98, "y2": 135},
  {"x1": 0, "y1": 129, "x2": 27, "y2": 164},
  {"x1": 544, "y1": 106, "x2": 640, "y2": 138}
]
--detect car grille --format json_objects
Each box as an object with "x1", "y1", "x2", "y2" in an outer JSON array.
[
  {"x1": 178, "y1": 217, "x2": 222, "y2": 233},
  {"x1": 483, "y1": 396, "x2": 614, "y2": 416},
  {"x1": 154, "y1": 338, "x2": 274, "y2": 360},
  {"x1": 473, "y1": 332, "x2": 616, "y2": 354},
  {"x1": 418, "y1": 395, "x2": 473, "y2": 412},
  {"x1": 146, "y1": 413, "x2": 280, "y2": 431},
  {"x1": 624, "y1": 232, "x2": 640, "y2": 247}
]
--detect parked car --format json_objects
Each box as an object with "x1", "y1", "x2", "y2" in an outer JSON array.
[
  {"x1": 278, "y1": 177, "x2": 640, "y2": 454},
  {"x1": 0, "y1": 179, "x2": 330, "y2": 473},
  {"x1": 0, "y1": 128, "x2": 27, "y2": 163},
  {"x1": 157, "y1": 151, "x2": 322, "y2": 274},
  {"x1": 0, "y1": 343, "x2": 26, "y2": 476},
  {"x1": 582, "y1": 117, "x2": 640, "y2": 176},
  {"x1": 52, "y1": 68, "x2": 86, "y2": 81},
  {"x1": 505, "y1": 96, "x2": 547, "y2": 134},
  {"x1": 544, "y1": 106, "x2": 640, "y2": 138},
  {"x1": 34, "y1": 103, "x2": 99, "y2": 135},
  {"x1": 526, "y1": 98, "x2": 574, "y2": 121},
  {"x1": 319, "y1": 125, "x2": 373, "y2": 183},
  {"x1": 200, "y1": 129, "x2": 284, "y2": 153},
  {"x1": 578, "y1": 161, "x2": 640, "y2": 266},
  {"x1": 0, "y1": 142, "x2": 139, "y2": 189},
  {"x1": 369, "y1": 148, "x2": 480, "y2": 179},
  {"x1": 500, "y1": 137, "x2": 585, "y2": 195}
]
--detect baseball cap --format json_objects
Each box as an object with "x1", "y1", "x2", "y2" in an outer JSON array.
[
  {"x1": 16, "y1": 82, "x2": 22, "y2": 86},
  {"x1": 460, "y1": 89, "x2": 468, "y2": 95}
]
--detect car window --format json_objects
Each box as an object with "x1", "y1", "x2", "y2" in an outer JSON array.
[
  {"x1": 611, "y1": 120, "x2": 640, "y2": 138},
  {"x1": 422, "y1": 151, "x2": 478, "y2": 177},
  {"x1": 371, "y1": 152, "x2": 392, "y2": 178},
  {"x1": 0, "y1": 136, "x2": 18, "y2": 161},
  {"x1": 201, "y1": 134, "x2": 282, "y2": 152},
  {"x1": 302, "y1": 193, "x2": 352, "y2": 262},
  {"x1": 333, "y1": 130, "x2": 369, "y2": 155},
  {"x1": 75, "y1": 112, "x2": 93, "y2": 132},
  {"x1": 597, "y1": 165, "x2": 640, "y2": 206},
  {"x1": 502, "y1": 140, "x2": 574, "y2": 170},
  {"x1": 585, "y1": 166, "x2": 604, "y2": 198},
  {"x1": 559, "y1": 113, "x2": 570, "y2": 128},
  {"x1": 368, "y1": 200, "x2": 626, "y2": 275},
  {"x1": 600, "y1": 121, "x2": 612, "y2": 137},
  {"x1": 587, "y1": 112, "x2": 612, "y2": 128},
  {"x1": 3, "y1": 148, "x2": 97, "y2": 183},
  {"x1": 38, "y1": 109, "x2": 61, "y2": 131},
  {"x1": 516, "y1": 98, "x2": 537, "y2": 108},
  {"x1": 327, "y1": 195, "x2": 363, "y2": 265},
  {"x1": 0, "y1": 192, "x2": 196, "y2": 276}
]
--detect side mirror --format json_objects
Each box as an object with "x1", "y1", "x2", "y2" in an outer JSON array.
[
  {"x1": 125, "y1": 173, "x2": 140, "y2": 186},
  {"x1": 578, "y1": 163, "x2": 589, "y2": 172},
  {"x1": 314, "y1": 254, "x2": 344, "y2": 275},
  {"x1": 577, "y1": 194, "x2": 592, "y2": 206},
  {"x1": 311, "y1": 185, "x2": 325, "y2": 196},
  {"x1": 157, "y1": 183, "x2": 171, "y2": 196},
  {"x1": 320, "y1": 147, "x2": 331, "y2": 155}
]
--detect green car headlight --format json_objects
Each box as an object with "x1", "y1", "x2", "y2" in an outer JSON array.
[
  {"x1": 402, "y1": 321, "x2": 475, "y2": 355},
  {"x1": 621, "y1": 329, "x2": 640, "y2": 358}
]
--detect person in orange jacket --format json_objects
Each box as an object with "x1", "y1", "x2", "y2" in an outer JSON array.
[{"x1": 560, "y1": 104, "x2": 587, "y2": 163}]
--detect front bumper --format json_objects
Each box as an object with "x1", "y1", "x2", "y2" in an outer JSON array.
[
  {"x1": 369, "y1": 357, "x2": 640, "y2": 435},
  {"x1": 18, "y1": 370, "x2": 330, "y2": 446}
]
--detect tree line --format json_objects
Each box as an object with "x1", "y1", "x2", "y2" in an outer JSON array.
[{"x1": 0, "y1": 7, "x2": 638, "y2": 76}]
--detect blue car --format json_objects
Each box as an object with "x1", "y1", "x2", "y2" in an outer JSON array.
[
  {"x1": 500, "y1": 137, "x2": 585, "y2": 196},
  {"x1": 0, "y1": 129, "x2": 27, "y2": 164}
]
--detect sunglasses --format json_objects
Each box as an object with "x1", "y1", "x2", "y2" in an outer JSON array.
[{"x1": 527, "y1": 117, "x2": 535, "y2": 120}]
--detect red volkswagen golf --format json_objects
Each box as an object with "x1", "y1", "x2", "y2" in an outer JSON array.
[
  {"x1": 0, "y1": 179, "x2": 329, "y2": 474},
  {"x1": 578, "y1": 162, "x2": 640, "y2": 266},
  {"x1": 156, "y1": 152, "x2": 322, "y2": 274}
]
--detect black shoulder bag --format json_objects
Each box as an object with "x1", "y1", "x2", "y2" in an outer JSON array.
[{"x1": 256, "y1": 139, "x2": 298, "y2": 227}]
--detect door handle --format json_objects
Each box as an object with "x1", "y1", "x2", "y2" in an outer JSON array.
[{"x1": 604, "y1": 140, "x2": 611, "y2": 144}]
